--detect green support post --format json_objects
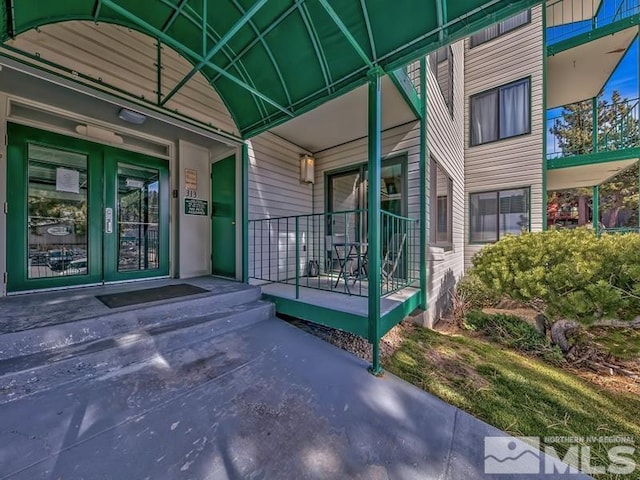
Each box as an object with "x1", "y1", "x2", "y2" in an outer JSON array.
[
  {"x1": 592, "y1": 97, "x2": 598, "y2": 154},
  {"x1": 367, "y1": 69, "x2": 383, "y2": 376},
  {"x1": 419, "y1": 57, "x2": 428, "y2": 311},
  {"x1": 593, "y1": 185, "x2": 600, "y2": 235},
  {"x1": 242, "y1": 143, "x2": 250, "y2": 283}
]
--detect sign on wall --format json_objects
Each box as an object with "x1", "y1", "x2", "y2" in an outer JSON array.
[
  {"x1": 184, "y1": 198, "x2": 208, "y2": 216},
  {"x1": 184, "y1": 168, "x2": 198, "y2": 194}
]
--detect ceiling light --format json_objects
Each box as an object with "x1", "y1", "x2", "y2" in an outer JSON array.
[{"x1": 118, "y1": 108, "x2": 147, "y2": 125}]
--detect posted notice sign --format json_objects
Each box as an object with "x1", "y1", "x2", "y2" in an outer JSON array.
[{"x1": 184, "y1": 198, "x2": 208, "y2": 216}]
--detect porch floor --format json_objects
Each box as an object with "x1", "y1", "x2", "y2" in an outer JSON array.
[{"x1": 258, "y1": 281, "x2": 420, "y2": 318}]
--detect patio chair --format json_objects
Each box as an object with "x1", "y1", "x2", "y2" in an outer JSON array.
[{"x1": 381, "y1": 232, "x2": 406, "y2": 287}]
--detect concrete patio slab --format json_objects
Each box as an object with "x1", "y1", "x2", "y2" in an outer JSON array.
[{"x1": 0, "y1": 314, "x2": 592, "y2": 479}]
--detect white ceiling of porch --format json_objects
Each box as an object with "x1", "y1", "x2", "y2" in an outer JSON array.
[{"x1": 547, "y1": 158, "x2": 637, "y2": 190}]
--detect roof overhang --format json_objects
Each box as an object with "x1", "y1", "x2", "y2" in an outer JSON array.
[
  {"x1": 547, "y1": 158, "x2": 638, "y2": 190},
  {"x1": 547, "y1": 26, "x2": 637, "y2": 108},
  {"x1": 0, "y1": 0, "x2": 541, "y2": 138},
  {"x1": 270, "y1": 75, "x2": 417, "y2": 153}
]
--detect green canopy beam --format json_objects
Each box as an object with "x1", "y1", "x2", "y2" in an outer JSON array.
[
  {"x1": 93, "y1": 0, "x2": 103, "y2": 21},
  {"x1": 229, "y1": 0, "x2": 292, "y2": 105},
  {"x1": 100, "y1": 0, "x2": 292, "y2": 119},
  {"x1": 298, "y1": 2, "x2": 333, "y2": 93},
  {"x1": 317, "y1": 0, "x2": 374, "y2": 69},
  {"x1": 161, "y1": 0, "x2": 189, "y2": 32},
  {"x1": 435, "y1": 0, "x2": 448, "y2": 41},
  {"x1": 359, "y1": 0, "x2": 377, "y2": 61},
  {"x1": 161, "y1": 0, "x2": 269, "y2": 106}
]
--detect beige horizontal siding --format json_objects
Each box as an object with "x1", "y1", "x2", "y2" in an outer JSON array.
[
  {"x1": 426, "y1": 40, "x2": 466, "y2": 325},
  {"x1": 464, "y1": 5, "x2": 544, "y2": 269},
  {"x1": 247, "y1": 132, "x2": 313, "y2": 281},
  {"x1": 8, "y1": 21, "x2": 238, "y2": 135}
]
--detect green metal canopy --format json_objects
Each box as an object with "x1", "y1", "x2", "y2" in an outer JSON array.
[{"x1": 1, "y1": 0, "x2": 540, "y2": 138}]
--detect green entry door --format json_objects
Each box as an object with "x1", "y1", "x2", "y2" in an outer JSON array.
[
  {"x1": 211, "y1": 155, "x2": 236, "y2": 278},
  {"x1": 6, "y1": 123, "x2": 169, "y2": 292}
]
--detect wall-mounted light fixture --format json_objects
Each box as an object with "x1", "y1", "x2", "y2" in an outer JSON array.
[
  {"x1": 118, "y1": 107, "x2": 147, "y2": 125},
  {"x1": 75, "y1": 124, "x2": 124, "y2": 144},
  {"x1": 300, "y1": 154, "x2": 315, "y2": 184}
]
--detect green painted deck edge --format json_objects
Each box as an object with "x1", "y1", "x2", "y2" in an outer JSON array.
[
  {"x1": 380, "y1": 290, "x2": 422, "y2": 337},
  {"x1": 547, "y1": 147, "x2": 640, "y2": 169},
  {"x1": 262, "y1": 293, "x2": 368, "y2": 338},
  {"x1": 389, "y1": 69, "x2": 422, "y2": 119},
  {"x1": 547, "y1": 14, "x2": 640, "y2": 56}
]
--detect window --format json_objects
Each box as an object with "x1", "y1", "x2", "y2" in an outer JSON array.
[
  {"x1": 470, "y1": 10, "x2": 530, "y2": 47},
  {"x1": 470, "y1": 188, "x2": 530, "y2": 243},
  {"x1": 430, "y1": 159, "x2": 453, "y2": 248},
  {"x1": 429, "y1": 46, "x2": 454, "y2": 116},
  {"x1": 470, "y1": 78, "x2": 530, "y2": 146}
]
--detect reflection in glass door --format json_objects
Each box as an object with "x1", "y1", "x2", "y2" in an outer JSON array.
[
  {"x1": 117, "y1": 164, "x2": 160, "y2": 272},
  {"x1": 27, "y1": 145, "x2": 89, "y2": 279}
]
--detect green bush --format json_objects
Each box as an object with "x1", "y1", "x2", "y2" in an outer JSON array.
[
  {"x1": 456, "y1": 273, "x2": 500, "y2": 309},
  {"x1": 469, "y1": 229, "x2": 640, "y2": 324},
  {"x1": 464, "y1": 311, "x2": 564, "y2": 364}
]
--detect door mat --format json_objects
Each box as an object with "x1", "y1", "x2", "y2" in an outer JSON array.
[{"x1": 96, "y1": 283, "x2": 209, "y2": 308}]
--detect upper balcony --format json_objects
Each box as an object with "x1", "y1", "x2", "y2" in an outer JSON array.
[
  {"x1": 547, "y1": 0, "x2": 639, "y2": 47},
  {"x1": 546, "y1": 95, "x2": 640, "y2": 189}
]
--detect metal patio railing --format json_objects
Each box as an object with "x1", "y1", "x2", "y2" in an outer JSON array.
[
  {"x1": 248, "y1": 208, "x2": 418, "y2": 298},
  {"x1": 547, "y1": 0, "x2": 639, "y2": 45},
  {"x1": 547, "y1": 97, "x2": 640, "y2": 160}
]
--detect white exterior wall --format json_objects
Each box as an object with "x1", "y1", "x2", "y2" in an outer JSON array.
[
  {"x1": 426, "y1": 41, "x2": 466, "y2": 326},
  {"x1": 247, "y1": 133, "x2": 313, "y2": 282},
  {"x1": 464, "y1": 5, "x2": 544, "y2": 269}
]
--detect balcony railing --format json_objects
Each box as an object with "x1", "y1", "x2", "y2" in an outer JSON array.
[
  {"x1": 248, "y1": 209, "x2": 418, "y2": 298},
  {"x1": 547, "y1": 0, "x2": 639, "y2": 45},
  {"x1": 547, "y1": 97, "x2": 640, "y2": 160}
]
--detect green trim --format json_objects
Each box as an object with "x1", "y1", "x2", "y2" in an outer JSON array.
[
  {"x1": 419, "y1": 57, "x2": 428, "y2": 311},
  {"x1": 242, "y1": 143, "x2": 249, "y2": 283},
  {"x1": 263, "y1": 294, "x2": 368, "y2": 338},
  {"x1": 593, "y1": 185, "x2": 600, "y2": 234},
  {"x1": 547, "y1": 14, "x2": 640, "y2": 56},
  {"x1": 380, "y1": 289, "x2": 422, "y2": 337},
  {"x1": 542, "y1": 5, "x2": 548, "y2": 230},
  {"x1": 366, "y1": 71, "x2": 383, "y2": 376},
  {"x1": 156, "y1": 40, "x2": 162, "y2": 106},
  {"x1": 547, "y1": 147, "x2": 640, "y2": 169},
  {"x1": 469, "y1": 76, "x2": 533, "y2": 147},
  {"x1": 389, "y1": 69, "x2": 422, "y2": 119}
]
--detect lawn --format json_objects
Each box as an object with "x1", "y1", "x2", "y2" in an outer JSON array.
[{"x1": 385, "y1": 326, "x2": 640, "y2": 479}]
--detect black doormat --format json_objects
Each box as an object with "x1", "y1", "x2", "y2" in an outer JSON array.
[{"x1": 96, "y1": 283, "x2": 209, "y2": 308}]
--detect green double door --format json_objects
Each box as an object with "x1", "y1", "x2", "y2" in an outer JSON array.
[{"x1": 6, "y1": 123, "x2": 169, "y2": 292}]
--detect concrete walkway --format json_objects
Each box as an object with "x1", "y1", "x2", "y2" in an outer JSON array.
[{"x1": 0, "y1": 297, "x2": 590, "y2": 478}]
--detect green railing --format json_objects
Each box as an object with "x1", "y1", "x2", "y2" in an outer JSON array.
[
  {"x1": 248, "y1": 209, "x2": 418, "y2": 298},
  {"x1": 547, "y1": 0, "x2": 639, "y2": 45},
  {"x1": 547, "y1": 97, "x2": 640, "y2": 160}
]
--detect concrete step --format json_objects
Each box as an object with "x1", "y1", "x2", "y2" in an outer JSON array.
[
  {"x1": 0, "y1": 299, "x2": 274, "y2": 404},
  {"x1": 0, "y1": 280, "x2": 262, "y2": 361}
]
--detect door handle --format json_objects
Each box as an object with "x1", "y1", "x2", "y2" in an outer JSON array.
[{"x1": 105, "y1": 207, "x2": 113, "y2": 234}]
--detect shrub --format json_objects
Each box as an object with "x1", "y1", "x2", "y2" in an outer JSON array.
[
  {"x1": 464, "y1": 311, "x2": 564, "y2": 364},
  {"x1": 456, "y1": 273, "x2": 501, "y2": 309},
  {"x1": 469, "y1": 229, "x2": 640, "y2": 325}
]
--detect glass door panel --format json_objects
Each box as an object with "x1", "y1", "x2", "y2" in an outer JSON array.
[
  {"x1": 117, "y1": 164, "x2": 160, "y2": 272},
  {"x1": 103, "y1": 148, "x2": 169, "y2": 283},
  {"x1": 27, "y1": 145, "x2": 89, "y2": 279}
]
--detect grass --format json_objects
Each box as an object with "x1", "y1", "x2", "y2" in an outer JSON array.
[{"x1": 385, "y1": 326, "x2": 640, "y2": 479}]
